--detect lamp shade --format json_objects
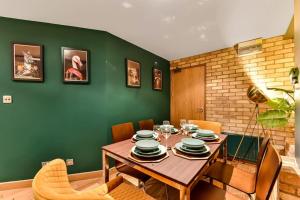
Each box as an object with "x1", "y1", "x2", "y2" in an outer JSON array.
[{"x1": 247, "y1": 85, "x2": 268, "y2": 104}]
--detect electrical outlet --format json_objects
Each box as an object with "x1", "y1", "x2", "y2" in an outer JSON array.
[
  {"x1": 41, "y1": 161, "x2": 49, "y2": 167},
  {"x1": 66, "y1": 159, "x2": 74, "y2": 166},
  {"x1": 3, "y1": 95, "x2": 12, "y2": 104}
]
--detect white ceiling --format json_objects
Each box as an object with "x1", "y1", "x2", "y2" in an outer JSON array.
[{"x1": 0, "y1": 0, "x2": 294, "y2": 60}]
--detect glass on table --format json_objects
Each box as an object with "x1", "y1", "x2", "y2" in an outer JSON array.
[
  {"x1": 153, "y1": 124, "x2": 160, "y2": 134},
  {"x1": 161, "y1": 125, "x2": 171, "y2": 150},
  {"x1": 180, "y1": 119, "x2": 187, "y2": 135},
  {"x1": 163, "y1": 120, "x2": 170, "y2": 125}
]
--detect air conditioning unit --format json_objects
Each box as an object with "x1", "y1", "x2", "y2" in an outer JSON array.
[{"x1": 234, "y1": 38, "x2": 263, "y2": 57}]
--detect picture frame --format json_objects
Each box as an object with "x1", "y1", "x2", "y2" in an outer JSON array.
[
  {"x1": 126, "y1": 58, "x2": 141, "y2": 88},
  {"x1": 152, "y1": 67, "x2": 163, "y2": 91},
  {"x1": 12, "y1": 43, "x2": 44, "y2": 82},
  {"x1": 62, "y1": 47, "x2": 89, "y2": 83}
]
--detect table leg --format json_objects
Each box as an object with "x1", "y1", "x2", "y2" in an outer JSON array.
[
  {"x1": 102, "y1": 149, "x2": 109, "y2": 183},
  {"x1": 179, "y1": 187, "x2": 186, "y2": 200},
  {"x1": 223, "y1": 139, "x2": 228, "y2": 163},
  {"x1": 186, "y1": 187, "x2": 191, "y2": 200}
]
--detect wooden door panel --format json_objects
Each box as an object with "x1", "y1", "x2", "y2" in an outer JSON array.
[{"x1": 171, "y1": 66, "x2": 205, "y2": 127}]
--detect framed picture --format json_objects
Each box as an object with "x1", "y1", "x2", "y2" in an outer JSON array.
[
  {"x1": 12, "y1": 43, "x2": 43, "y2": 81},
  {"x1": 153, "y1": 68, "x2": 163, "y2": 90},
  {"x1": 62, "y1": 47, "x2": 89, "y2": 83},
  {"x1": 126, "y1": 58, "x2": 141, "y2": 88}
]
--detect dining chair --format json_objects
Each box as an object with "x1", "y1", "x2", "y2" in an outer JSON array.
[
  {"x1": 112, "y1": 122, "x2": 150, "y2": 185},
  {"x1": 205, "y1": 135, "x2": 270, "y2": 194},
  {"x1": 138, "y1": 119, "x2": 154, "y2": 130},
  {"x1": 32, "y1": 159, "x2": 154, "y2": 200},
  {"x1": 188, "y1": 120, "x2": 222, "y2": 134},
  {"x1": 191, "y1": 143, "x2": 282, "y2": 200}
]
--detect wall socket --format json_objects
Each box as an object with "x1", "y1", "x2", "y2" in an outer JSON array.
[
  {"x1": 66, "y1": 159, "x2": 74, "y2": 166},
  {"x1": 3, "y1": 95, "x2": 12, "y2": 104},
  {"x1": 41, "y1": 161, "x2": 49, "y2": 167}
]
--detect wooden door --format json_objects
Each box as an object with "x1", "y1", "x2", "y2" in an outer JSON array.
[{"x1": 171, "y1": 65, "x2": 206, "y2": 127}]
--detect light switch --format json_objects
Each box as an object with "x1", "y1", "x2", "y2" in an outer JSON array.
[{"x1": 3, "y1": 95, "x2": 12, "y2": 104}]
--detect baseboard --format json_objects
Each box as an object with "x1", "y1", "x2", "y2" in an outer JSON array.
[{"x1": 0, "y1": 167, "x2": 117, "y2": 191}]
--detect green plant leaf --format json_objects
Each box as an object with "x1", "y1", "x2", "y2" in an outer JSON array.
[
  {"x1": 267, "y1": 98, "x2": 292, "y2": 111},
  {"x1": 257, "y1": 110, "x2": 289, "y2": 128},
  {"x1": 267, "y1": 87, "x2": 294, "y2": 94}
]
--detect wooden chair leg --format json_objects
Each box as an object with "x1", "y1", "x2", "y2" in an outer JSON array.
[{"x1": 138, "y1": 180, "x2": 144, "y2": 189}]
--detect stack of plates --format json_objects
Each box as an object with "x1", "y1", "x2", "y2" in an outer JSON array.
[
  {"x1": 131, "y1": 140, "x2": 167, "y2": 158},
  {"x1": 183, "y1": 124, "x2": 199, "y2": 133},
  {"x1": 175, "y1": 138, "x2": 210, "y2": 155},
  {"x1": 133, "y1": 130, "x2": 158, "y2": 141},
  {"x1": 191, "y1": 129, "x2": 219, "y2": 141}
]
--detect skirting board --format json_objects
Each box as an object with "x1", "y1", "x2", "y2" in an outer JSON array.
[{"x1": 0, "y1": 167, "x2": 117, "y2": 191}]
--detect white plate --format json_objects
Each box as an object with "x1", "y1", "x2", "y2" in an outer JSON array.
[{"x1": 131, "y1": 145, "x2": 167, "y2": 158}]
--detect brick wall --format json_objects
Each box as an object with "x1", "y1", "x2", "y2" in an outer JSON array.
[
  {"x1": 170, "y1": 36, "x2": 295, "y2": 148},
  {"x1": 279, "y1": 156, "x2": 300, "y2": 200}
]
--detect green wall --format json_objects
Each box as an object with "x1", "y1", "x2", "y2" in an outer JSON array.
[{"x1": 0, "y1": 17, "x2": 170, "y2": 182}]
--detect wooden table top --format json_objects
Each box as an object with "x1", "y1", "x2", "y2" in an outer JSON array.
[{"x1": 102, "y1": 134, "x2": 227, "y2": 186}]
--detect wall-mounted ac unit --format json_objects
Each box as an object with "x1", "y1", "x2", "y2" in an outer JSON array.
[{"x1": 234, "y1": 38, "x2": 263, "y2": 57}]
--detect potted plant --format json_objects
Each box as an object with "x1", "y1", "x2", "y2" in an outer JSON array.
[{"x1": 257, "y1": 67, "x2": 299, "y2": 128}]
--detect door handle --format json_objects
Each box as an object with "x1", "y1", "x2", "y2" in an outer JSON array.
[{"x1": 197, "y1": 108, "x2": 204, "y2": 113}]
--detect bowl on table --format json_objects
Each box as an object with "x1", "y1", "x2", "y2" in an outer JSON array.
[
  {"x1": 131, "y1": 140, "x2": 167, "y2": 158},
  {"x1": 175, "y1": 138, "x2": 210, "y2": 155},
  {"x1": 133, "y1": 130, "x2": 158, "y2": 141}
]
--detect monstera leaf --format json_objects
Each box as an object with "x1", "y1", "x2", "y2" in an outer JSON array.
[
  {"x1": 267, "y1": 98, "x2": 293, "y2": 112},
  {"x1": 257, "y1": 110, "x2": 289, "y2": 128}
]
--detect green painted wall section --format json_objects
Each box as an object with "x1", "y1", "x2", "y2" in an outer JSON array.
[{"x1": 0, "y1": 17, "x2": 170, "y2": 182}]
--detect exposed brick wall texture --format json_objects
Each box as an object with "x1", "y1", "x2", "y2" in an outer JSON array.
[{"x1": 170, "y1": 36, "x2": 295, "y2": 148}]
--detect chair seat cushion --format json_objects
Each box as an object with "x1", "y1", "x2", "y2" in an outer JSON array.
[
  {"x1": 205, "y1": 161, "x2": 256, "y2": 193},
  {"x1": 107, "y1": 182, "x2": 154, "y2": 200},
  {"x1": 191, "y1": 181, "x2": 244, "y2": 200},
  {"x1": 116, "y1": 164, "x2": 150, "y2": 183}
]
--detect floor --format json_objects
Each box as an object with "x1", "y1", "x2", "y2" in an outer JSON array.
[{"x1": 0, "y1": 161, "x2": 257, "y2": 200}]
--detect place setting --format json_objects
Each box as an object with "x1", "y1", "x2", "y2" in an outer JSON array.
[
  {"x1": 131, "y1": 130, "x2": 160, "y2": 142},
  {"x1": 191, "y1": 129, "x2": 220, "y2": 143},
  {"x1": 172, "y1": 138, "x2": 211, "y2": 160},
  {"x1": 129, "y1": 140, "x2": 169, "y2": 163}
]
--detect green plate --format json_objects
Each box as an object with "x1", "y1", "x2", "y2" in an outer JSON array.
[
  {"x1": 132, "y1": 145, "x2": 167, "y2": 158},
  {"x1": 134, "y1": 147, "x2": 161, "y2": 155},
  {"x1": 192, "y1": 133, "x2": 219, "y2": 141},
  {"x1": 133, "y1": 133, "x2": 158, "y2": 141},
  {"x1": 181, "y1": 145, "x2": 206, "y2": 152},
  {"x1": 175, "y1": 142, "x2": 210, "y2": 155}
]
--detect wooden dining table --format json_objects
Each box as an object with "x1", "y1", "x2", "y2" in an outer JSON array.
[{"x1": 102, "y1": 133, "x2": 228, "y2": 200}]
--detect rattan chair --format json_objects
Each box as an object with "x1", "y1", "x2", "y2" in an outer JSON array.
[
  {"x1": 191, "y1": 143, "x2": 282, "y2": 200},
  {"x1": 138, "y1": 119, "x2": 154, "y2": 130},
  {"x1": 112, "y1": 122, "x2": 150, "y2": 184},
  {"x1": 205, "y1": 136, "x2": 270, "y2": 194},
  {"x1": 32, "y1": 159, "x2": 154, "y2": 200}
]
